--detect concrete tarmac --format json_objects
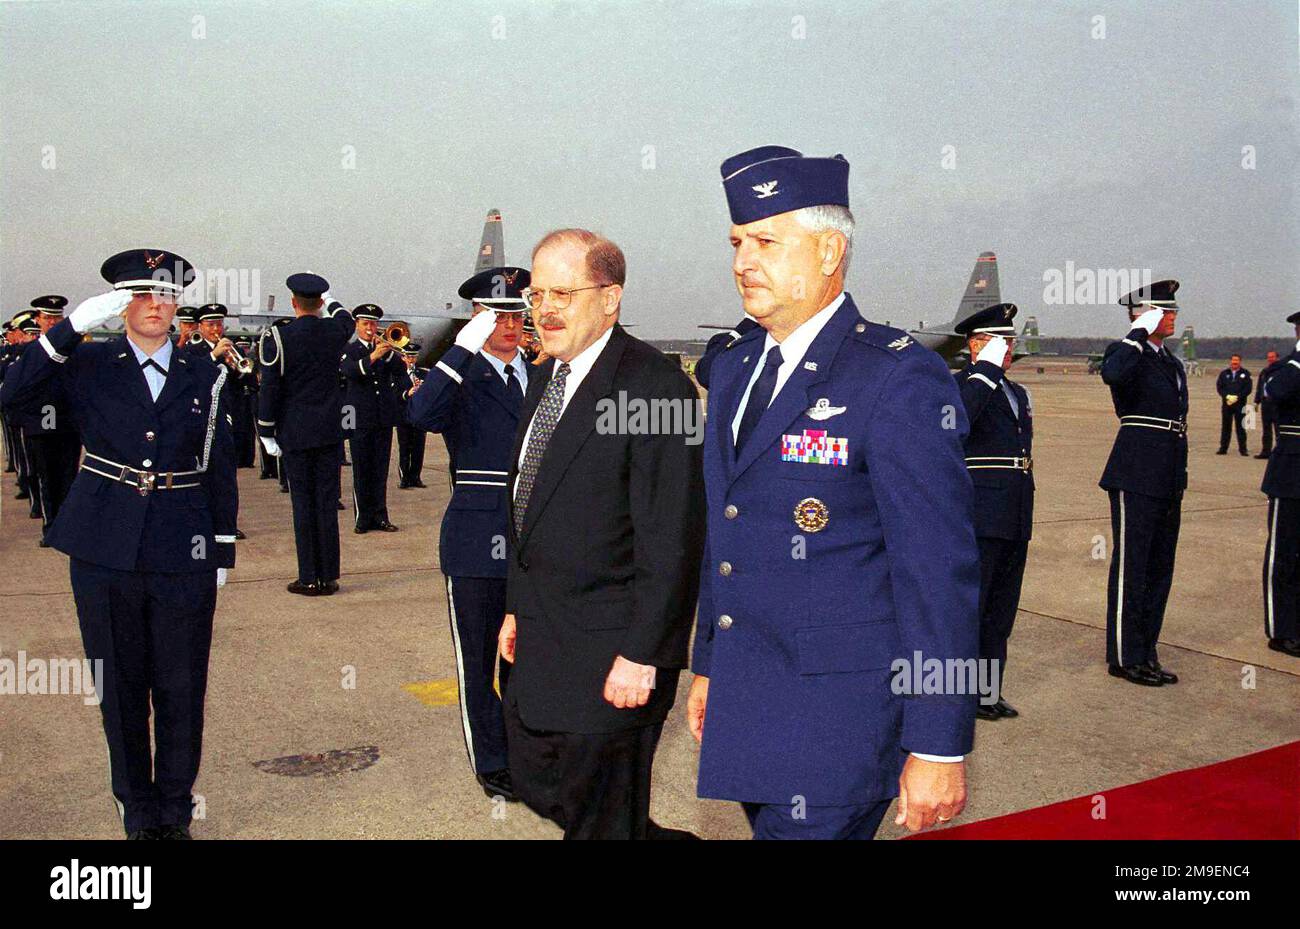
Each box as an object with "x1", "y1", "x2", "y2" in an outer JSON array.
[{"x1": 0, "y1": 358, "x2": 1296, "y2": 839}]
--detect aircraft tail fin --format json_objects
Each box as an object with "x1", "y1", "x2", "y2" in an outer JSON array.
[
  {"x1": 953, "y1": 251, "x2": 1000, "y2": 326},
  {"x1": 462, "y1": 209, "x2": 504, "y2": 314},
  {"x1": 1180, "y1": 326, "x2": 1197, "y2": 361},
  {"x1": 1021, "y1": 315, "x2": 1040, "y2": 355}
]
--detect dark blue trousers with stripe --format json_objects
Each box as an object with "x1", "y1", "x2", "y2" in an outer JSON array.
[{"x1": 444, "y1": 575, "x2": 510, "y2": 774}]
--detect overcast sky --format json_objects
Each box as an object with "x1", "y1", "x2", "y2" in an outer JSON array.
[{"x1": 2, "y1": 0, "x2": 1297, "y2": 338}]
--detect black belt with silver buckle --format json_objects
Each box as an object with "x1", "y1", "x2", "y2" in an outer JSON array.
[
  {"x1": 1120, "y1": 415, "x2": 1187, "y2": 435},
  {"x1": 965, "y1": 456, "x2": 1033, "y2": 472},
  {"x1": 81, "y1": 454, "x2": 201, "y2": 496}
]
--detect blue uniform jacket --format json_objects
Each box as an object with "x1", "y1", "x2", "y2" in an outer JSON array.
[
  {"x1": 1262, "y1": 351, "x2": 1300, "y2": 499},
  {"x1": 257, "y1": 308, "x2": 354, "y2": 452},
  {"x1": 0, "y1": 319, "x2": 237, "y2": 572},
  {"x1": 1216, "y1": 367, "x2": 1252, "y2": 406},
  {"x1": 955, "y1": 360, "x2": 1034, "y2": 541},
  {"x1": 340, "y1": 339, "x2": 405, "y2": 433},
  {"x1": 1099, "y1": 328, "x2": 1189, "y2": 499},
  {"x1": 691, "y1": 294, "x2": 980, "y2": 806},
  {"x1": 408, "y1": 345, "x2": 519, "y2": 579},
  {"x1": 2, "y1": 339, "x2": 79, "y2": 435}
]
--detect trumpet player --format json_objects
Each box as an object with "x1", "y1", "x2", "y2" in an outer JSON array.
[
  {"x1": 395, "y1": 342, "x2": 429, "y2": 489},
  {"x1": 188, "y1": 303, "x2": 253, "y2": 536},
  {"x1": 341, "y1": 304, "x2": 404, "y2": 533}
]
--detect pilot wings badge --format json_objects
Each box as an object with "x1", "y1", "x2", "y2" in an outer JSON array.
[{"x1": 805, "y1": 398, "x2": 846, "y2": 421}]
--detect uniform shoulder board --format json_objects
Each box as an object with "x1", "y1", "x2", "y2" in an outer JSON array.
[{"x1": 851, "y1": 319, "x2": 917, "y2": 358}]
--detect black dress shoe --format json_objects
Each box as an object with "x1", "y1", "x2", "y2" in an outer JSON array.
[
  {"x1": 1255, "y1": 452, "x2": 1271, "y2": 459},
  {"x1": 336, "y1": 500, "x2": 345, "y2": 509},
  {"x1": 993, "y1": 697, "x2": 1019, "y2": 718},
  {"x1": 29, "y1": 510, "x2": 42, "y2": 519},
  {"x1": 287, "y1": 580, "x2": 319, "y2": 596},
  {"x1": 398, "y1": 482, "x2": 410, "y2": 489},
  {"x1": 1215, "y1": 449, "x2": 1227, "y2": 455},
  {"x1": 353, "y1": 525, "x2": 369, "y2": 534},
  {"x1": 1239, "y1": 450, "x2": 1249, "y2": 457},
  {"x1": 316, "y1": 580, "x2": 339, "y2": 596},
  {"x1": 1108, "y1": 664, "x2": 1164, "y2": 686},
  {"x1": 476, "y1": 769, "x2": 518, "y2": 802},
  {"x1": 1145, "y1": 660, "x2": 1178, "y2": 684},
  {"x1": 647, "y1": 819, "x2": 701, "y2": 840},
  {"x1": 975, "y1": 702, "x2": 1002, "y2": 721},
  {"x1": 410, "y1": 480, "x2": 427, "y2": 489},
  {"x1": 127, "y1": 828, "x2": 160, "y2": 840},
  {"x1": 1268, "y1": 638, "x2": 1300, "y2": 657},
  {"x1": 279, "y1": 485, "x2": 289, "y2": 493},
  {"x1": 15, "y1": 489, "x2": 29, "y2": 500},
  {"x1": 156, "y1": 824, "x2": 192, "y2": 840},
  {"x1": 38, "y1": 537, "x2": 51, "y2": 548},
  {"x1": 234, "y1": 528, "x2": 247, "y2": 540},
  {"x1": 374, "y1": 521, "x2": 399, "y2": 532}
]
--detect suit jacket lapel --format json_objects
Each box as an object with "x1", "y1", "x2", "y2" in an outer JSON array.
[
  {"x1": 474, "y1": 354, "x2": 521, "y2": 420},
  {"x1": 154, "y1": 350, "x2": 197, "y2": 413},
  {"x1": 711, "y1": 328, "x2": 764, "y2": 481}
]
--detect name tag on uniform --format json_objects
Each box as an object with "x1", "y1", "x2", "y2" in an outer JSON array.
[{"x1": 781, "y1": 430, "x2": 847, "y2": 466}]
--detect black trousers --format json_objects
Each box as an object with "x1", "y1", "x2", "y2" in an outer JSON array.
[
  {"x1": 69, "y1": 558, "x2": 216, "y2": 835},
  {"x1": 259, "y1": 437, "x2": 278, "y2": 478},
  {"x1": 1219, "y1": 403, "x2": 1247, "y2": 452},
  {"x1": 284, "y1": 444, "x2": 342, "y2": 584},
  {"x1": 1, "y1": 412, "x2": 13, "y2": 471},
  {"x1": 504, "y1": 692, "x2": 663, "y2": 839},
  {"x1": 27, "y1": 431, "x2": 81, "y2": 532},
  {"x1": 1106, "y1": 489, "x2": 1182, "y2": 667},
  {"x1": 1260, "y1": 405, "x2": 1278, "y2": 455},
  {"x1": 445, "y1": 576, "x2": 510, "y2": 773},
  {"x1": 1264, "y1": 496, "x2": 1300, "y2": 641},
  {"x1": 16, "y1": 430, "x2": 40, "y2": 516},
  {"x1": 976, "y1": 536, "x2": 1029, "y2": 679},
  {"x1": 396, "y1": 425, "x2": 426, "y2": 486},
  {"x1": 349, "y1": 426, "x2": 392, "y2": 529}
]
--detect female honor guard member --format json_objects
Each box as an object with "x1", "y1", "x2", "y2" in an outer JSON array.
[
  {"x1": 954, "y1": 304, "x2": 1033, "y2": 720},
  {"x1": 407, "y1": 267, "x2": 530, "y2": 801},
  {"x1": 1260, "y1": 310, "x2": 1300, "y2": 658},
  {"x1": 1098, "y1": 280, "x2": 1187, "y2": 687},
  {"x1": 0, "y1": 248, "x2": 238, "y2": 839}
]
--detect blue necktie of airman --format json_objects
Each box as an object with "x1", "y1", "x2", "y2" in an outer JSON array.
[
  {"x1": 735, "y1": 345, "x2": 783, "y2": 454},
  {"x1": 505, "y1": 363, "x2": 524, "y2": 404},
  {"x1": 513, "y1": 361, "x2": 570, "y2": 535}
]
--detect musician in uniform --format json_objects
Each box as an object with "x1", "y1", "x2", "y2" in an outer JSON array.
[
  {"x1": 2, "y1": 312, "x2": 41, "y2": 513},
  {"x1": 0, "y1": 248, "x2": 238, "y2": 839},
  {"x1": 341, "y1": 304, "x2": 403, "y2": 533},
  {"x1": 175, "y1": 305, "x2": 199, "y2": 346},
  {"x1": 408, "y1": 267, "x2": 530, "y2": 800},
  {"x1": 257, "y1": 274, "x2": 355, "y2": 595},
  {"x1": 954, "y1": 304, "x2": 1033, "y2": 720},
  {"x1": 394, "y1": 342, "x2": 429, "y2": 489},
  {"x1": 1098, "y1": 280, "x2": 1187, "y2": 686},
  {"x1": 1260, "y1": 310, "x2": 1300, "y2": 658}
]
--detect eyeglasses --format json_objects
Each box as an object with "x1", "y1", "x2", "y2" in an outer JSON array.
[{"x1": 521, "y1": 284, "x2": 611, "y2": 311}]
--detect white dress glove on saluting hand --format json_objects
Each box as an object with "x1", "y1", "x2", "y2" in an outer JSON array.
[
  {"x1": 259, "y1": 436, "x2": 282, "y2": 457},
  {"x1": 454, "y1": 310, "x2": 499, "y2": 353},
  {"x1": 975, "y1": 336, "x2": 1009, "y2": 368},
  {"x1": 1132, "y1": 308, "x2": 1165, "y2": 336},
  {"x1": 69, "y1": 291, "x2": 133, "y2": 334}
]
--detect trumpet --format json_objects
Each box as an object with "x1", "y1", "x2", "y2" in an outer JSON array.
[
  {"x1": 376, "y1": 321, "x2": 412, "y2": 352},
  {"x1": 193, "y1": 331, "x2": 253, "y2": 374}
]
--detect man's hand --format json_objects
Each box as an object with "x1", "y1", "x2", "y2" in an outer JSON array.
[
  {"x1": 686, "y1": 675, "x2": 708, "y2": 742},
  {"x1": 210, "y1": 337, "x2": 233, "y2": 362},
  {"x1": 603, "y1": 655, "x2": 656, "y2": 708},
  {"x1": 259, "y1": 436, "x2": 282, "y2": 457},
  {"x1": 370, "y1": 342, "x2": 393, "y2": 363},
  {"x1": 499, "y1": 613, "x2": 517, "y2": 664},
  {"x1": 1132, "y1": 308, "x2": 1165, "y2": 335},
  {"x1": 455, "y1": 309, "x2": 499, "y2": 353},
  {"x1": 69, "y1": 290, "x2": 132, "y2": 334},
  {"x1": 975, "y1": 336, "x2": 1008, "y2": 368},
  {"x1": 895, "y1": 755, "x2": 967, "y2": 833}
]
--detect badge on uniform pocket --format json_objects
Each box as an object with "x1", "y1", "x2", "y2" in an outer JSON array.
[
  {"x1": 793, "y1": 497, "x2": 829, "y2": 532},
  {"x1": 781, "y1": 429, "x2": 847, "y2": 465}
]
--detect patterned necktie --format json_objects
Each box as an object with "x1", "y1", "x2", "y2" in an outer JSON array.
[
  {"x1": 514, "y1": 362, "x2": 570, "y2": 535},
  {"x1": 505, "y1": 364, "x2": 524, "y2": 403},
  {"x1": 735, "y1": 345, "x2": 783, "y2": 454}
]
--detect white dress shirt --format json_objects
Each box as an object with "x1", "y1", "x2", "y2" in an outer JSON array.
[
  {"x1": 515, "y1": 325, "x2": 614, "y2": 481},
  {"x1": 128, "y1": 337, "x2": 173, "y2": 402}
]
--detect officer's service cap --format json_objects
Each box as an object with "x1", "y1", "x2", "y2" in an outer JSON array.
[
  {"x1": 721, "y1": 145, "x2": 850, "y2": 225},
  {"x1": 459, "y1": 267, "x2": 530, "y2": 311},
  {"x1": 197, "y1": 303, "x2": 228, "y2": 322},
  {"x1": 1118, "y1": 279, "x2": 1179, "y2": 310},
  {"x1": 175, "y1": 305, "x2": 198, "y2": 324},
  {"x1": 401, "y1": 341, "x2": 422, "y2": 356},
  {"x1": 955, "y1": 302, "x2": 1018, "y2": 336},
  {"x1": 17, "y1": 314, "x2": 41, "y2": 333},
  {"x1": 100, "y1": 249, "x2": 195, "y2": 294},
  {"x1": 9, "y1": 311, "x2": 35, "y2": 330},
  {"x1": 31, "y1": 295, "x2": 68, "y2": 315},
  {"x1": 354, "y1": 303, "x2": 384, "y2": 321},
  {"x1": 286, "y1": 272, "x2": 329, "y2": 298}
]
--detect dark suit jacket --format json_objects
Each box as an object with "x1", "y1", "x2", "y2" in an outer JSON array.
[
  {"x1": 256, "y1": 308, "x2": 354, "y2": 452},
  {"x1": 956, "y1": 360, "x2": 1034, "y2": 541},
  {"x1": 1099, "y1": 329, "x2": 1189, "y2": 499},
  {"x1": 506, "y1": 325, "x2": 706, "y2": 734}
]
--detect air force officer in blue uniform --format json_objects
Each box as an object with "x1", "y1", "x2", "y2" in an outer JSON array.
[
  {"x1": 0, "y1": 249, "x2": 238, "y2": 839},
  {"x1": 687, "y1": 147, "x2": 980, "y2": 839},
  {"x1": 1098, "y1": 280, "x2": 1187, "y2": 686},
  {"x1": 1260, "y1": 310, "x2": 1300, "y2": 658},
  {"x1": 407, "y1": 267, "x2": 530, "y2": 801},
  {"x1": 954, "y1": 304, "x2": 1034, "y2": 721}
]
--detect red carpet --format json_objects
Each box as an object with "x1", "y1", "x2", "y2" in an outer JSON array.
[{"x1": 912, "y1": 740, "x2": 1300, "y2": 839}]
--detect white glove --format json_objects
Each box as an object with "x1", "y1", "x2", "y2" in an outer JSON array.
[
  {"x1": 216, "y1": 568, "x2": 228, "y2": 588},
  {"x1": 975, "y1": 336, "x2": 1009, "y2": 368},
  {"x1": 454, "y1": 309, "x2": 499, "y2": 352},
  {"x1": 69, "y1": 290, "x2": 132, "y2": 334},
  {"x1": 1294, "y1": 339, "x2": 1299, "y2": 353},
  {"x1": 259, "y1": 436, "x2": 282, "y2": 457},
  {"x1": 1132, "y1": 308, "x2": 1165, "y2": 335}
]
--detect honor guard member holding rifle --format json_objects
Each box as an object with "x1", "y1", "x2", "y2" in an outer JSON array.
[
  {"x1": 407, "y1": 267, "x2": 530, "y2": 800},
  {"x1": 2, "y1": 312, "x2": 43, "y2": 516},
  {"x1": 0, "y1": 248, "x2": 238, "y2": 839},
  {"x1": 341, "y1": 303, "x2": 403, "y2": 533},
  {"x1": 1099, "y1": 279, "x2": 1187, "y2": 686},
  {"x1": 395, "y1": 342, "x2": 429, "y2": 489},
  {"x1": 1255, "y1": 350, "x2": 1283, "y2": 459},
  {"x1": 687, "y1": 146, "x2": 980, "y2": 839},
  {"x1": 1260, "y1": 310, "x2": 1300, "y2": 658},
  {"x1": 1216, "y1": 355, "x2": 1252, "y2": 456},
  {"x1": 954, "y1": 304, "x2": 1033, "y2": 721},
  {"x1": 258, "y1": 274, "x2": 355, "y2": 595}
]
